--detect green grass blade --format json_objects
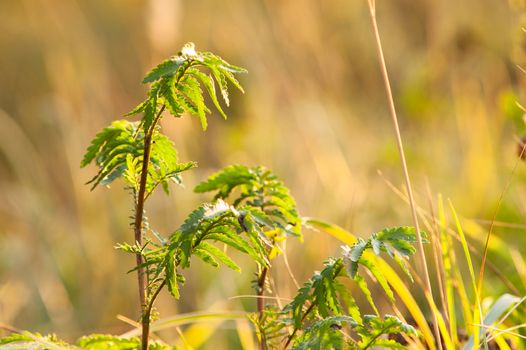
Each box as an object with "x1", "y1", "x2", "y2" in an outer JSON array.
[
  {"x1": 465, "y1": 294, "x2": 521, "y2": 349},
  {"x1": 438, "y1": 194, "x2": 458, "y2": 344},
  {"x1": 303, "y1": 218, "x2": 358, "y2": 245},
  {"x1": 235, "y1": 319, "x2": 256, "y2": 350},
  {"x1": 449, "y1": 200, "x2": 483, "y2": 349},
  {"x1": 374, "y1": 258, "x2": 437, "y2": 350}
]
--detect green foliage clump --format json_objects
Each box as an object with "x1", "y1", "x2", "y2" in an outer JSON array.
[
  {"x1": 0, "y1": 332, "x2": 175, "y2": 350},
  {"x1": 77, "y1": 334, "x2": 174, "y2": 350},
  {"x1": 252, "y1": 227, "x2": 420, "y2": 349},
  {"x1": 0, "y1": 43, "x2": 421, "y2": 350},
  {"x1": 81, "y1": 120, "x2": 195, "y2": 192},
  {"x1": 0, "y1": 332, "x2": 74, "y2": 350}
]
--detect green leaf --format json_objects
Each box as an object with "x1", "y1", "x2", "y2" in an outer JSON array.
[
  {"x1": 0, "y1": 332, "x2": 75, "y2": 350},
  {"x1": 464, "y1": 294, "x2": 522, "y2": 350},
  {"x1": 356, "y1": 315, "x2": 417, "y2": 349},
  {"x1": 76, "y1": 333, "x2": 176, "y2": 349},
  {"x1": 189, "y1": 68, "x2": 228, "y2": 120},
  {"x1": 81, "y1": 120, "x2": 131, "y2": 168},
  {"x1": 179, "y1": 204, "x2": 214, "y2": 234},
  {"x1": 221, "y1": 69, "x2": 245, "y2": 94},
  {"x1": 82, "y1": 120, "x2": 195, "y2": 192},
  {"x1": 342, "y1": 227, "x2": 420, "y2": 290},
  {"x1": 147, "y1": 131, "x2": 196, "y2": 194},
  {"x1": 194, "y1": 164, "x2": 254, "y2": 195},
  {"x1": 77, "y1": 334, "x2": 139, "y2": 349},
  {"x1": 193, "y1": 247, "x2": 219, "y2": 268},
  {"x1": 359, "y1": 256, "x2": 395, "y2": 302},
  {"x1": 177, "y1": 74, "x2": 210, "y2": 130},
  {"x1": 201, "y1": 51, "x2": 247, "y2": 106},
  {"x1": 115, "y1": 242, "x2": 141, "y2": 254},
  {"x1": 206, "y1": 230, "x2": 265, "y2": 265},
  {"x1": 161, "y1": 75, "x2": 185, "y2": 117},
  {"x1": 292, "y1": 316, "x2": 356, "y2": 350},
  {"x1": 202, "y1": 51, "x2": 248, "y2": 74},
  {"x1": 142, "y1": 94, "x2": 158, "y2": 132},
  {"x1": 362, "y1": 338, "x2": 408, "y2": 349},
  {"x1": 124, "y1": 99, "x2": 148, "y2": 117},
  {"x1": 210, "y1": 66, "x2": 230, "y2": 106},
  {"x1": 349, "y1": 239, "x2": 368, "y2": 262},
  {"x1": 165, "y1": 250, "x2": 180, "y2": 299},
  {"x1": 374, "y1": 226, "x2": 421, "y2": 256},
  {"x1": 288, "y1": 280, "x2": 315, "y2": 328},
  {"x1": 354, "y1": 273, "x2": 379, "y2": 316},
  {"x1": 143, "y1": 56, "x2": 185, "y2": 84},
  {"x1": 81, "y1": 120, "x2": 140, "y2": 189},
  {"x1": 284, "y1": 258, "x2": 346, "y2": 328},
  {"x1": 195, "y1": 165, "x2": 302, "y2": 245},
  {"x1": 0, "y1": 333, "x2": 33, "y2": 345},
  {"x1": 197, "y1": 242, "x2": 241, "y2": 272}
]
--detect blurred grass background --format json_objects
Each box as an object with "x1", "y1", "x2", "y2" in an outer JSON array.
[{"x1": 1, "y1": 0, "x2": 526, "y2": 347}]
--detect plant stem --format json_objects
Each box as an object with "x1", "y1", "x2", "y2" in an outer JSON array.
[
  {"x1": 282, "y1": 264, "x2": 343, "y2": 349},
  {"x1": 366, "y1": 1, "x2": 441, "y2": 349},
  {"x1": 257, "y1": 267, "x2": 268, "y2": 319},
  {"x1": 283, "y1": 302, "x2": 315, "y2": 349},
  {"x1": 134, "y1": 104, "x2": 166, "y2": 350},
  {"x1": 141, "y1": 279, "x2": 167, "y2": 346},
  {"x1": 257, "y1": 266, "x2": 269, "y2": 350}
]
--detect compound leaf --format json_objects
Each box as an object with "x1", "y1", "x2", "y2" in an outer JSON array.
[{"x1": 143, "y1": 56, "x2": 185, "y2": 84}]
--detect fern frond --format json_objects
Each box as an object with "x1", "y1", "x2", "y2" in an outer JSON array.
[
  {"x1": 195, "y1": 165, "x2": 302, "y2": 242},
  {"x1": 293, "y1": 315, "x2": 357, "y2": 350},
  {"x1": 142, "y1": 56, "x2": 186, "y2": 84},
  {"x1": 154, "y1": 200, "x2": 272, "y2": 298},
  {"x1": 0, "y1": 332, "x2": 75, "y2": 350},
  {"x1": 356, "y1": 315, "x2": 417, "y2": 349},
  {"x1": 189, "y1": 68, "x2": 228, "y2": 119},
  {"x1": 81, "y1": 120, "x2": 140, "y2": 190},
  {"x1": 343, "y1": 226, "x2": 422, "y2": 282},
  {"x1": 177, "y1": 74, "x2": 210, "y2": 129},
  {"x1": 197, "y1": 241, "x2": 241, "y2": 272},
  {"x1": 138, "y1": 42, "x2": 246, "y2": 129},
  {"x1": 77, "y1": 333, "x2": 175, "y2": 349},
  {"x1": 81, "y1": 121, "x2": 194, "y2": 192}
]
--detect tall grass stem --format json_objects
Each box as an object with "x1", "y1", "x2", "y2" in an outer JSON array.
[{"x1": 366, "y1": 1, "x2": 442, "y2": 348}]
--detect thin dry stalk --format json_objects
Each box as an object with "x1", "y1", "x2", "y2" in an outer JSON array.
[
  {"x1": 477, "y1": 141, "x2": 526, "y2": 295},
  {"x1": 366, "y1": 1, "x2": 442, "y2": 348}
]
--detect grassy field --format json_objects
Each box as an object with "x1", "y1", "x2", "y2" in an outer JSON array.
[{"x1": 1, "y1": 0, "x2": 526, "y2": 348}]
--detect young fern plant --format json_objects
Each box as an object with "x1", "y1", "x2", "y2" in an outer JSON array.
[
  {"x1": 194, "y1": 165, "x2": 303, "y2": 349},
  {"x1": 253, "y1": 227, "x2": 421, "y2": 349},
  {"x1": 81, "y1": 42, "x2": 248, "y2": 350}
]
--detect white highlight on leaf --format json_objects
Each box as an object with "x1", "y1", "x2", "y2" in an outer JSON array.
[{"x1": 203, "y1": 199, "x2": 234, "y2": 219}]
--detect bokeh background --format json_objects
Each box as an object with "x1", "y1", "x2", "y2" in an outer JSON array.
[{"x1": 1, "y1": 0, "x2": 526, "y2": 348}]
